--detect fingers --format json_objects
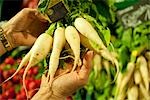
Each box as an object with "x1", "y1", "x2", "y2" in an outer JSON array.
[
  {"x1": 78, "y1": 51, "x2": 94, "y2": 79},
  {"x1": 20, "y1": 8, "x2": 47, "y2": 22},
  {"x1": 40, "y1": 74, "x2": 47, "y2": 87}
]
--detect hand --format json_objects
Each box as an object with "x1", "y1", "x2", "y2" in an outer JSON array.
[
  {"x1": 31, "y1": 51, "x2": 94, "y2": 100},
  {"x1": 2, "y1": 8, "x2": 48, "y2": 48}
]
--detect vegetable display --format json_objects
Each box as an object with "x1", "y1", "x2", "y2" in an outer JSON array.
[{"x1": 0, "y1": 0, "x2": 149, "y2": 100}]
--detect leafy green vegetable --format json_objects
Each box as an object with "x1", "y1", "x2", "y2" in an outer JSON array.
[{"x1": 38, "y1": 0, "x2": 50, "y2": 13}]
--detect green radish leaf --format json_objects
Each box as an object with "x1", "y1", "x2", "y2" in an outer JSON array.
[
  {"x1": 35, "y1": 73, "x2": 43, "y2": 79},
  {"x1": 101, "y1": 27, "x2": 111, "y2": 46},
  {"x1": 133, "y1": 21, "x2": 150, "y2": 35},
  {"x1": 121, "y1": 28, "x2": 132, "y2": 48},
  {"x1": 38, "y1": 0, "x2": 50, "y2": 13},
  {"x1": 118, "y1": 46, "x2": 130, "y2": 71}
]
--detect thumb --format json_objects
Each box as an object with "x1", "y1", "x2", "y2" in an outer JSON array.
[{"x1": 78, "y1": 51, "x2": 94, "y2": 79}]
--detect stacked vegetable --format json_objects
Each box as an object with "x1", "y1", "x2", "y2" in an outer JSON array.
[
  {"x1": 0, "y1": 48, "x2": 42, "y2": 100},
  {"x1": 73, "y1": 1, "x2": 150, "y2": 99},
  {"x1": 113, "y1": 21, "x2": 150, "y2": 100}
]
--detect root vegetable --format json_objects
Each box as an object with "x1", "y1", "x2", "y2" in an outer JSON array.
[
  {"x1": 47, "y1": 27, "x2": 66, "y2": 85},
  {"x1": 145, "y1": 51, "x2": 150, "y2": 60},
  {"x1": 127, "y1": 85, "x2": 138, "y2": 100},
  {"x1": 22, "y1": 33, "x2": 53, "y2": 99},
  {"x1": 65, "y1": 26, "x2": 81, "y2": 72},
  {"x1": 93, "y1": 54, "x2": 102, "y2": 78},
  {"x1": 117, "y1": 62, "x2": 135, "y2": 95},
  {"x1": 137, "y1": 56, "x2": 149, "y2": 91},
  {"x1": 134, "y1": 69, "x2": 142, "y2": 85},
  {"x1": 102, "y1": 59, "x2": 111, "y2": 78},
  {"x1": 139, "y1": 83, "x2": 150, "y2": 100},
  {"x1": 74, "y1": 17, "x2": 119, "y2": 82}
]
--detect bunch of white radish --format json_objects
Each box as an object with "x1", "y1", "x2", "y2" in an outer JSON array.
[
  {"x1": 1, "y1": 17, "x2": 118, "y2": 99},
  {"x1": 115, "y1": 51, "x2": 150, "y2": 100}
]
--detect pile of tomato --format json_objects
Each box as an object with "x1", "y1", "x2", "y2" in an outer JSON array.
[{"x1": 0, "y1": 56, "x2": 41, "y2": 100}]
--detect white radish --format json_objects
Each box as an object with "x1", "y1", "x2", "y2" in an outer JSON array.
[
  {"x1": 137, "y1": 56, "x2": 149, "y2": 91},
  {"x1": 65, "y1": 26, "x2": 81, "y2": 72},
  {"x1": 134, "y1": 69, "x2": 142, "y2": 85},
  {"x1": 127, "y1": 85, "x2": 138, "y2": 100},
  {"x1": 79, "y1": 33, "x2": 95, "y2": 51},
  {"x1": 145, "y1": 51, "x2": 150, "y2": 81},
  {"x1": 102, "y1": 59, "x2": 111, "y2": 78},
  {"x1": 47, "y1": 27, "x2": 66, "y2": 84},
  {"x1": 145, "y1": 51, "x2": 150, "y2": 60},
  {"x1": 74, "y1": 17, "x2": 105, "y2": 49},
  {"x1": 74, "y1": 17, "x2": 119, "y2": 82},
  {"x1": 116, "y1": 72, "x2": 123, "y2": 88},
  {"x1": 117, "y1": 62, "x2": 135, "y2": 95},
  {"x1": 93, "y1": 54, "x2": 102, "y2": 78},
  {"x1": 116, "y1": 88, "x2": 126, "y2": 100},
  {"x1": 139, "y1": 83, "x2": 150, "y2": 100},
  {"x1": 23, "y1": 33, "x2": 53, "y2": 99}
]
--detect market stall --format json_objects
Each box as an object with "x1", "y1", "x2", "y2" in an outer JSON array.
[{"x1": 0, "y1": 0, "x2": 150, "y2": 100}]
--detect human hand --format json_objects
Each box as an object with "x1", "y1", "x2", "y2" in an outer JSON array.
[
  {"x1": 31, "y1": 51, "x2": 94, "y2": 100},
  {"x1": 2, "y1": 8, "x2": 48, "y2": 48}
]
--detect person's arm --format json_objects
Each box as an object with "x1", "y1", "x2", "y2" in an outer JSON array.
[
  {"x1": 0, "y1": 27, "x2": 13, "y2": 55},
  {"x1": 0, "y1": 8, "x2": 48, "y2": 56}
]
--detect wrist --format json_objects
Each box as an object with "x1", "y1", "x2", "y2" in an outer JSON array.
[{"x1": 0, "y1": 27, "x2": 14, "y2": 55}]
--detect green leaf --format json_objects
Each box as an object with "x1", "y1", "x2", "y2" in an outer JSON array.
[
  {"x1": 35, "y1": 73, "x2": 42, "y2": 79},
  {"x1": 38, "y1": 0, "x2": 50, "y2": 13},
  {"x1": 101, "y1": 27, "x2": 111, "y2": 46},
  {"x1": 118, "y1": 46, "x2": 130, "y2": 71},
  {"x1": 121, "y1": 28, "x2": 132, "y2": 48},
  {"x1": 45, "y1": 23, "x2": 56, "y2": 36}
]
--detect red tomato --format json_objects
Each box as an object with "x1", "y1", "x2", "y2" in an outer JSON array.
[
  {"x1": 35, "y1": 79, "x2": 41, "y2": 87},
  {"x1": 3, "y1": 87, "x2": 16, "y2": 99},
  {"x1": 0, "y1": 63, "x2": 6, "y2": 70},
  {"x1": 19, "y1": 69, "x2": 24, "y2": 75},
  {"x1": 9, "y1": 68, "x2": 15, "y2": 75},
  {"x1": 24, "y1": 78, "x2": 34, "y2": 90},
  {"x1": 2, "y1": 71, "x2": 11, "y2": 80},
  {"x1": 12, "y1": 75, "x2": 20, "y2": 84},
  {"x1": 2, "y1": 93, "x2": 8, "y2": 99},
  {"x1": 4, "y1": 57, "x2": 15, "y2": 65},
  {"x1": 16, "y1": 93, "x2": 26, "y2": 100},
  {"x1": 0, "y1": 95, "x2": 4, "y2": 100},
  {"x1": 28, "y1": 81, "x2": 36, "y2": 90},
  {"x1": 2, "y1": 81, "x2": 13, "y2": 91},
  {"x1": 27, "y1": 68, "x2": 34, "y2": 76},
  {"x1": 20, "y1": 89, "x2": 27, "y2": 99},
  {"x1": 33, "y1": 67, "x2": 38, "y2": 75},
  {"x1": 0, "y1": 69, "x2": 4, "y2": 83}
]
